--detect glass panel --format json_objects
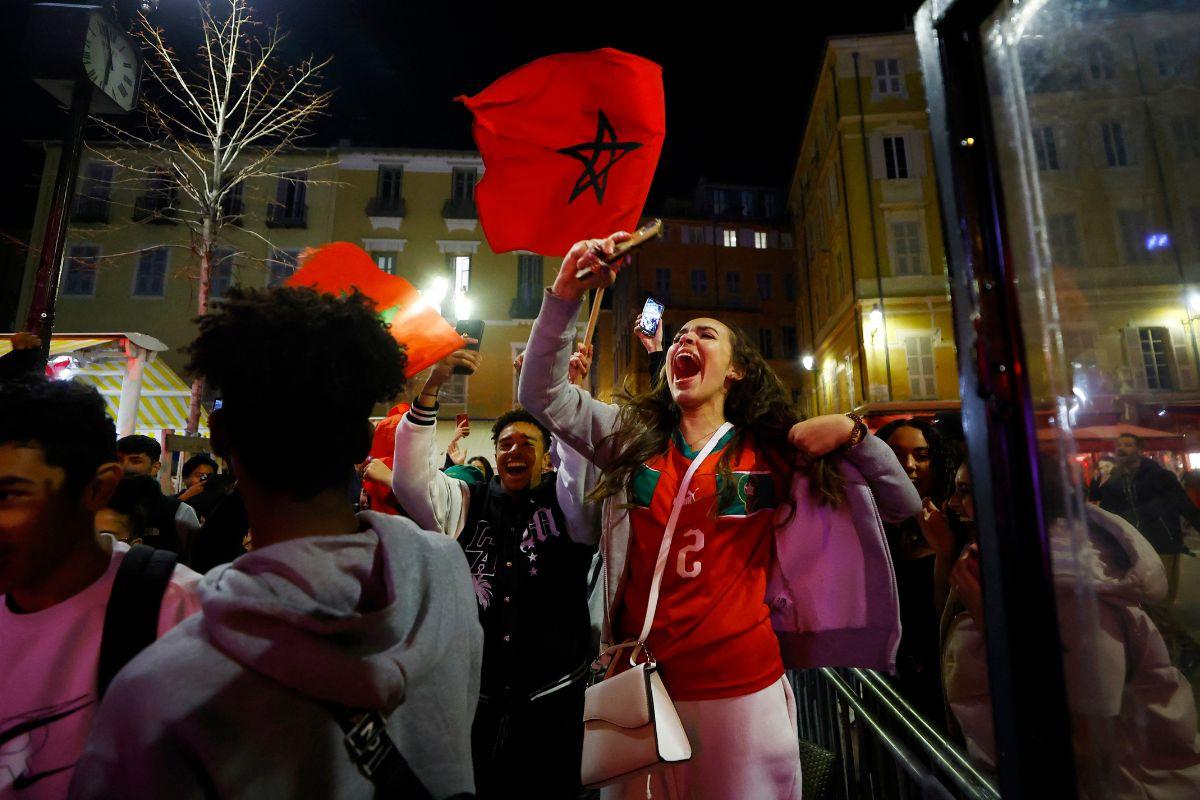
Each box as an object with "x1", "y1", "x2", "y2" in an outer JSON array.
[{"x1": 974, "y1": 1, "x2": 1200, "y2": 794}]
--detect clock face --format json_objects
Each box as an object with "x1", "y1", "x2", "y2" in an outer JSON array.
[{"x1": 82, "y1": 12, "x2": 140, "y2": 112}]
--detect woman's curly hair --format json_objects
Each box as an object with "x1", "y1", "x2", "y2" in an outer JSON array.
[
  {"x1": 187, "y1": 286, "x2": 408, "y2": 499},
  {"x1": 589, "y1": 322, "x2": 844, "y2": 510}
]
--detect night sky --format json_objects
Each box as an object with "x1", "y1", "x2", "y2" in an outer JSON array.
[{"x1": 0, "y1": 0, "x2": 923, "y2": 228}]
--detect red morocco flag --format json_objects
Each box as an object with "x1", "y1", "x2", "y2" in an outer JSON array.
[
  {"x1": 287, "y1": 242, "x2": 463, "y2": 378},
  {"x1": 457, "y1": 48, "x2": 665, "y2": 256}
]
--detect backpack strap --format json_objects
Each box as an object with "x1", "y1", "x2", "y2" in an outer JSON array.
[
  {"x1": 331, "y1": 707, "x2": 473, "y2": 800},
  {"x1": 97, "y1": 544, "x2": 177, "y2": 699}
]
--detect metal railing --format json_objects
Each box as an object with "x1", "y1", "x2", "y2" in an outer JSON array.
[{"x1": 791, "y1": 668, "x2": 999, "y2": 800}]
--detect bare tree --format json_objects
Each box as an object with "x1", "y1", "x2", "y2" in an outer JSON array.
[{"x1": 95, "y1": 0, "x2": 332, "y2": 434}]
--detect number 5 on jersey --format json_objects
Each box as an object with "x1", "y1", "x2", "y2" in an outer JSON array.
[{"x1": 676, "y1": 529, "x2": 704, "y2": 578}]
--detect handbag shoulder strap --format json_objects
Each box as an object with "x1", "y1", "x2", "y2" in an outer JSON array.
[{"x1": 638, "y1": 421, "x2": 734, "y2": 645}]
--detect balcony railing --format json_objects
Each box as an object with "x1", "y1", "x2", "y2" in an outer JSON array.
[
  {"x1": 266, "y1": 203, "x2": 308, "y2": 228},
  {"x1": 365, "y1": 196, "x2": 406, "y2": 217},
  {"x1": 71, "y1": 196, "x2": 110, "y2": 224},
  {"x1": 132, "y1": 192, "x2": 180, "y2": 224},
  {"x1": 442, "y1": 197, "x2": 477, "y2": 219}
]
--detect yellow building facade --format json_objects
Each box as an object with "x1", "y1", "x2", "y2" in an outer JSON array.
[
  {"x1": 16, "y1": 146, "x2": 619, "y2": 428},
  {"x1": 790, "y1": 34, "x2": 958, "y2": 419}
]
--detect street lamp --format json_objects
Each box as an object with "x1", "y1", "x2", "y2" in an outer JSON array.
[
  {"x1": 453, "y1": 293, "x2": 474, "y2": 322},
  {"x1": 801, "y1": 354, "x2": 815, "y2": 371},
  {"x1": 423, "y1": 276, "x2": 449, "y2": 315},
  {"x1": 870, "y1": 303, "x2": 883, "y2": 327}
]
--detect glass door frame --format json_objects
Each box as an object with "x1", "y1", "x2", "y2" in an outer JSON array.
[{"x1": 915, "y1": 1, "x2": 1079, "y2": 797}]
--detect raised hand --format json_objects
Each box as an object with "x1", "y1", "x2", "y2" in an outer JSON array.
[
  {"x1": 568, "y1": 342, "x2": 594, "y2": 384},
  {"x1": 633, "y1": 315, "x2": 663, "y2": 354},
  {"x1": 550, "y1": 231, "x2": 633, "y2": 302}
]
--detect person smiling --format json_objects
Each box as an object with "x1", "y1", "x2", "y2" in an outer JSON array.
[
  {"x1": 392, "y1": 346, "x2": 599, "y2": 799},
  {"x1": 519, "y1": 232, "x2": 921, "y2": 799}
]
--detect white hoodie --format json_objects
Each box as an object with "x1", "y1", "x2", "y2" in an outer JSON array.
[{"x1": 68, "y1": 512, "x2": 483, "y2": 800}]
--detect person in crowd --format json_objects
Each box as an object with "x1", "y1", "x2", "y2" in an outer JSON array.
[
  {"x1": 518, "y1": 233, "x2": 920, "y2": 799},
  {"x1": 1092, "y1": 433, "x2": 1200, "y2": 604},
  {"x1": 941, "y1": 461, "x2": 1200, "y2": 797},
  {"x1": 444, "y1": 417, "x2": 471, "y2": 468},
  {"x1": 0, "y1": 332, "x2": 44, "y2": 382},
  {"x1": 0, "y1": 378, "x2": 201, "y2": 800},
  {"x1": 393, "y1": 343, "x2": 599, "y2": 799},
  {"x1": 114, "y1": 435, "x2": 200, "y2": 557},
  {"x1": 95, "y1": 475, "x2": 164, "y2": 544},
  {"x1": 176, "y1": 453, "x2": 218, "y2": 501},
  {"x1": 70, "y1": 286, "x2": 482, "y2": 799},
  {"x1": 874, "y1": 418, "x2": 961, "y2": 724},
  {"x1": 467, "y1": 456, "x2": 495, "y2": 483}
]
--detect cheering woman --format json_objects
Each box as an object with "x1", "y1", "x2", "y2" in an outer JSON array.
[{"x1": 519, "y1": 233, "x2": 921, "y2": 799}]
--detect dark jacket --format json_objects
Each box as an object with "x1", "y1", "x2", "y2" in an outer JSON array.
[{"x1": 1094, "y1": 457, "x2": 1200, "y2": 555}]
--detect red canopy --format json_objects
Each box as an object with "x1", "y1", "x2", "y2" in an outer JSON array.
[{"x1": 1036, "y1": 423, "x2": 1187, "y2": 452}]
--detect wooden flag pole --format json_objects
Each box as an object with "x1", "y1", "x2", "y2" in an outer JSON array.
[{"x1": 572, "y1": 220, "x2": 663, "y2": 386}]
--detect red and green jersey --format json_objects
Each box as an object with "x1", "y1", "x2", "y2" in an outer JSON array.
[{"x1": 616, "y1": 428, "x2": 788, "y2": 701}]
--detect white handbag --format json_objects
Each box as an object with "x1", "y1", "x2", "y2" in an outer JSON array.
[{"x1": 580, "y1": 422, "x2": 734, "y2": 789}]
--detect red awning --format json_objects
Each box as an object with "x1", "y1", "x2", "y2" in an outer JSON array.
[{"x1": 1036, "y1": 423, "x2": 1187, "y2": 452}]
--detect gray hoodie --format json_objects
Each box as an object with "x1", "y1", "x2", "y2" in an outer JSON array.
[{"x1": 69, "y1": 512, "x2": 483, "y2": 800}]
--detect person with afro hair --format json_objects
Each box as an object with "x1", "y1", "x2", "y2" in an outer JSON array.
[{"x1": 72, "y1": 286, "x2": 483, "y2": 800}]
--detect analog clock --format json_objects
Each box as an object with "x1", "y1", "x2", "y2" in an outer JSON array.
[{"x1": 82, "y1": 11, "x2": 141, "y2": 112}]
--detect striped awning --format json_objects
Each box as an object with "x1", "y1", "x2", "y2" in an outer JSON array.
[
  {"x1": 73, "y1": 358, "x2": 209, "y2": 437},
  {"x1": 0, "y1": 334, "x2": 207, "y2": 437},
  {"x1": 0, "y1": 337, "x2": 118, "y2": 358}
]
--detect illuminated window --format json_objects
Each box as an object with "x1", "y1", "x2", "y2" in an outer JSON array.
[
  {"x1": 906, "y1": 336, "x2": 936, "y2": 398},
  {"x1": 1139, "y1": 327, "x2": 1173, "y2": 390},
  {"x1": 453, "y1": 255, "x2": 471, "y2": 294},
  {"x1": 754, "y1": 231, "x2": 767, "y2": 249},
  {"x1": 723, "y1": 229, "x2": 737, "y2": 247}
]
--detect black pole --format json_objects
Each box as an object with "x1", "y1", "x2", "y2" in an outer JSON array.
[{"x1": 26, "y1": 79, "x2": 93, "y2": 356}]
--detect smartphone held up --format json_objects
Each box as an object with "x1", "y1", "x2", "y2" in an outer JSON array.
[
  {"x1": 638, "y1": 297, "x2": 665, "y2": 336},
  {"x1": 453, "y1": 320, "x2": 485, "y2": 375}
]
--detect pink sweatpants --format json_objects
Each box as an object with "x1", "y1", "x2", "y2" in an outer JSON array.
[{"x1": 601, "y1": 674, "x2": 803, "y2": 800}]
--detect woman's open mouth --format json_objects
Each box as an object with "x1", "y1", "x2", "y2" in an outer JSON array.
[{"x1": 672, "y1": 351, "x2": 701, "y2": 384}]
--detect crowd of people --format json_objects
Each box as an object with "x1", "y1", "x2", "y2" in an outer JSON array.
[{"x1": 2, "y1": 231, "x2": 1200, "y2": 799}]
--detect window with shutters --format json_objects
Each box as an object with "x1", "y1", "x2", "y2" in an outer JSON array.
[
  {"x1": 1117, "y1": 209, "x2": 1152, "y2": 264},
  {"x1": 1139, "y1": 327, "x2": 1173, "y2": 390},
  {"x1": 62, "y1": 244, "x2": 100, "y2": 296},
  {"x1": 906, "y1": 336, "x2": 936, "y2": 398},
  {"x1": 1154, "y1": 38, "x2": 1180, "y2": 78},
  {"x1": 376, "y1": 166, "x2": 404, "y2": 212},
  {"x1": 723, "y1": 229, "x2": 737, "y2": 247},
  {"x1": 890, "y1": 220, "x2": 924, "y2": 275},
  {"x1": 1047, "y1": 214, "x2": 1081, "y2": 265},
  {"x1": 873, "y1": 58, "x2": 904, "y2": 96},
  {"x1": 1033, "y1": 126, "x2": 1060, "y2": 170},
  {"x1": 1172, "y1": 117, "x2": 1200, "y2": 161},
  {"x1": 210, "y1": 247, "x2": 236, "y2": 300},
  {"x1": 451, "y1": 168, "x2": 476, "y2": 203},
  {"x1": 782, "y1": 326, "x2": 798, "y2": 359},
  {"x1": 269, "y1": 172, "x2": 307, "y2": 226},
  {"x1": 756, "y1": 273, "x2": 772, "y2": 301},
  {"x1": 758, "y1": 329, "x2": 774, "y2": 359},
  {"x1": 883, "y1": 136, "x2": 909, "y2": 179},
  {"x1": 268, "y1": 248, "x2": 300, "y2": 287},
  {"x1": 452, "y1": 255, "x2": 471, "y2": 294},
  {"x1": 133, "y1": 247, "x2": 169, "y2": 297},
  {"x1": 1087, "y1": 43, "x2": 1115, "y2": 80},
  {"x1": 655, "y1": 268, "x2": 671, "y2": 298},
  {"x1": 1101, "y1": 122, "x2": 1129, "y2": 167},
  {"x1": 691, "y1": 269, "x2": 707, "y2": 296},
  {"x1": 372, "y1": 252, "x2": 396, "y2": 275}
]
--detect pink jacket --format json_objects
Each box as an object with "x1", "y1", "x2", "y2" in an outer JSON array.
[{"x1": 518, "y1": 292, "x2": 921, "y2": 672}]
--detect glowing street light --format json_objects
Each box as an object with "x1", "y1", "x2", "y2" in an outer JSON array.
[
  {"x1": 423, "y1": 276, "x2": 449, "y2": 315},
  {"x1": 453, "y1": 293, "x2": 474, "y2": 322},
  {"x1": 1188, "y1": 290, "x2": 1200, "y2": 317},
  {"x1": 801, "y1": 354, "x2": 815, "y2": 371},
  {"x1": 869, "y1": 304, "x2": 883, "y2": 327}
]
